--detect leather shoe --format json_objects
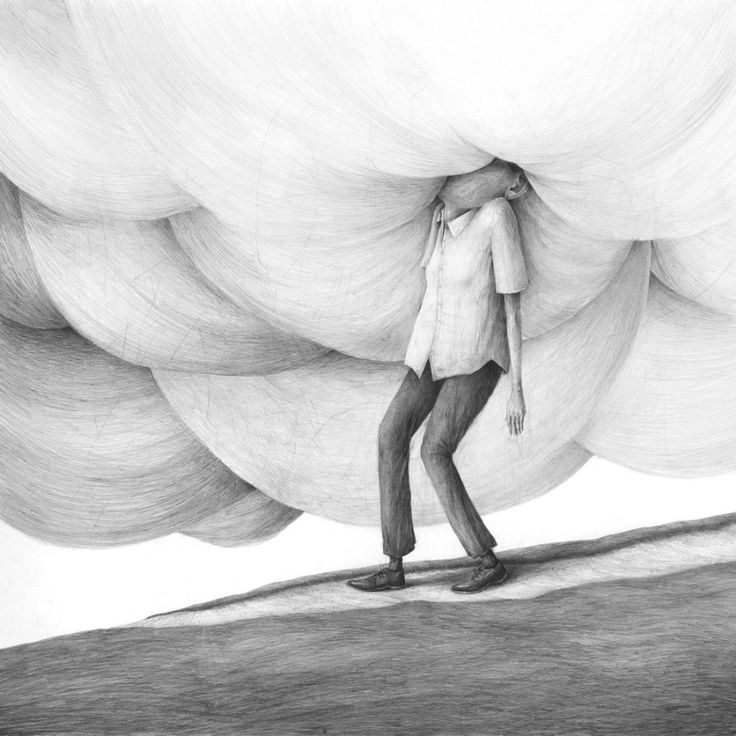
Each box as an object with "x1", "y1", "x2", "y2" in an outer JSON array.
[
  {"x1": 451, "y1": 561, "x2": 509, "y2": 593},
  {"x1": 347, "y1": 567, "x2": 406, "y2": 592}
]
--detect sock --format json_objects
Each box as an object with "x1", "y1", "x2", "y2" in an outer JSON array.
[
  {"x1": 480, "y1": 550, "x2": 498, "y2": 568},
  {"x1": 388, "y1": 556, "x2": 403, "y2": 572}
]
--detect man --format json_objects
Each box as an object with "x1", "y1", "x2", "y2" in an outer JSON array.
[{"x1": 348, "y1": 158, "x2": 530, "y2": 594}]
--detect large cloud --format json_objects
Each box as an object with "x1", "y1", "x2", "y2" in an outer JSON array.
[
  {"x1": 0, "y1": 313, "x2": 300, "y2": 547},
  {"x1": 0, "y1": 0, "x2": 734, "y2": 545}
]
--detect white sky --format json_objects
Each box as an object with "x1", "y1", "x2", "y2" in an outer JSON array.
[{"x1": 2, "y1": 456, "x2": 734, "y2": 649}]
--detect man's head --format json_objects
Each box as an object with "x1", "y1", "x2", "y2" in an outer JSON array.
[{"x1": 439, "y1": 159, "x2": 529, "y2": 208}]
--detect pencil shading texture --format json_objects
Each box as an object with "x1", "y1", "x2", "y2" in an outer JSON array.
[{"x1": 0, "y1": 0, "x2": 735, "y2": 546}]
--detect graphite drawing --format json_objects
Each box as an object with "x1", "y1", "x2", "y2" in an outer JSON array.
[{"x1": 1, "y1": 2, "x2": 736, "y2": 734}]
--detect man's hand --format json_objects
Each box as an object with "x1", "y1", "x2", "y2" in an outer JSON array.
[{"x1": 506, "y1": 386, "x2": 526, "y2": 436}]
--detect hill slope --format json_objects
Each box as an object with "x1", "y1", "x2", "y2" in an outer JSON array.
[{"x1": 2, "y1": 514, "x2": 736, "y2": 735}]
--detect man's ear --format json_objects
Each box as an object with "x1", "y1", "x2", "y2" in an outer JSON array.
[{"x1": 505, "y1": 172, "x2": 529, "y2": 200}]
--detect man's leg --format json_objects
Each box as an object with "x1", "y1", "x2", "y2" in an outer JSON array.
[
  {"x1": 420, "y1": 360, "x2": 502, "y2": 558},
  {"x1": 378, "y1": 364, "x2": 441, "y2": 559},
  {"x1": 348, "y1": 365, "x2": 440, "y2": 591}
]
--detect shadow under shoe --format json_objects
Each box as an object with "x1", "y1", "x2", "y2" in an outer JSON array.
[
  {"x1": 451, "y1": 561, "x2": 509, "y2": 593},
  {"x1": 347, "y1": 568, "x2": 406, "y2": 592}
]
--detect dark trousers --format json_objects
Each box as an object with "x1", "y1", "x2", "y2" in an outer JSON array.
[{"x1": 378, "y1": 360, "x2": 501, "y2": 558}]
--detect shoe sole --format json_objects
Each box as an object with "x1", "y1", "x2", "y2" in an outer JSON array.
[{"x1": 346, "y1": 582, "x2": 406, "y2": 592}]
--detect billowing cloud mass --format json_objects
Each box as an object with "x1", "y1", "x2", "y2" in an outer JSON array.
[{"x1": 1, "y1": 0, "x2": 735, "y2": 545}]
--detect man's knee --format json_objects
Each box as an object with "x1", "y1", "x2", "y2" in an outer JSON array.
[
  {"x1": 420, "y1": 432, "x2": 452, "y2": 473},
  {"x1": 378, "y1": 413, "x2": 408, "y2": 458}
]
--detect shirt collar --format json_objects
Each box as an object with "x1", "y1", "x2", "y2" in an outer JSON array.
[{"x1": 445, "y1": 209, "x2": 476, "y2": 237}]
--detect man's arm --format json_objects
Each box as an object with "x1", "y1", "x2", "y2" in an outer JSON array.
[
  {"x1": 504, "y1": 292, "x2": 525, "y2": 436},
  {"x1": 485, "y1": 197, "x2": 528, "y2": 435}
]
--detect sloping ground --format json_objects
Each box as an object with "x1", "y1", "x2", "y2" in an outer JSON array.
[
  {"x1": 2, "y1": 515, "x2": 736, "y2": 735},
  {"x1": 141, "y1": 511, "x2": 736, "y2": 628}
]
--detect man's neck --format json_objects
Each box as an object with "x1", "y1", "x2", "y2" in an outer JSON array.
[{"x1": 442, "y1": 203, "x2": 473, "y2": 221}]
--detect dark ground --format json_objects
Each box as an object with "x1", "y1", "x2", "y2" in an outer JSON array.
[{"x1": 1, "y1": 561, "x2": 736, "y2": 735}]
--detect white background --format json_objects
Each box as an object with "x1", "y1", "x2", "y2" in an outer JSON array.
[{"x1": 1, "y1": 457, "x2": 734, "y2": 649}]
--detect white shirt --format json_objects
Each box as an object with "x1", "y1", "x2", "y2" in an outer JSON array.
[{"x1": 404, "y1": 197, "x2": 528, "y2": 380}]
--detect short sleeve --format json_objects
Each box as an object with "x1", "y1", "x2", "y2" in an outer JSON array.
[{"x1": 489, "y1": 199, "x2": 528, "y2": 294}]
